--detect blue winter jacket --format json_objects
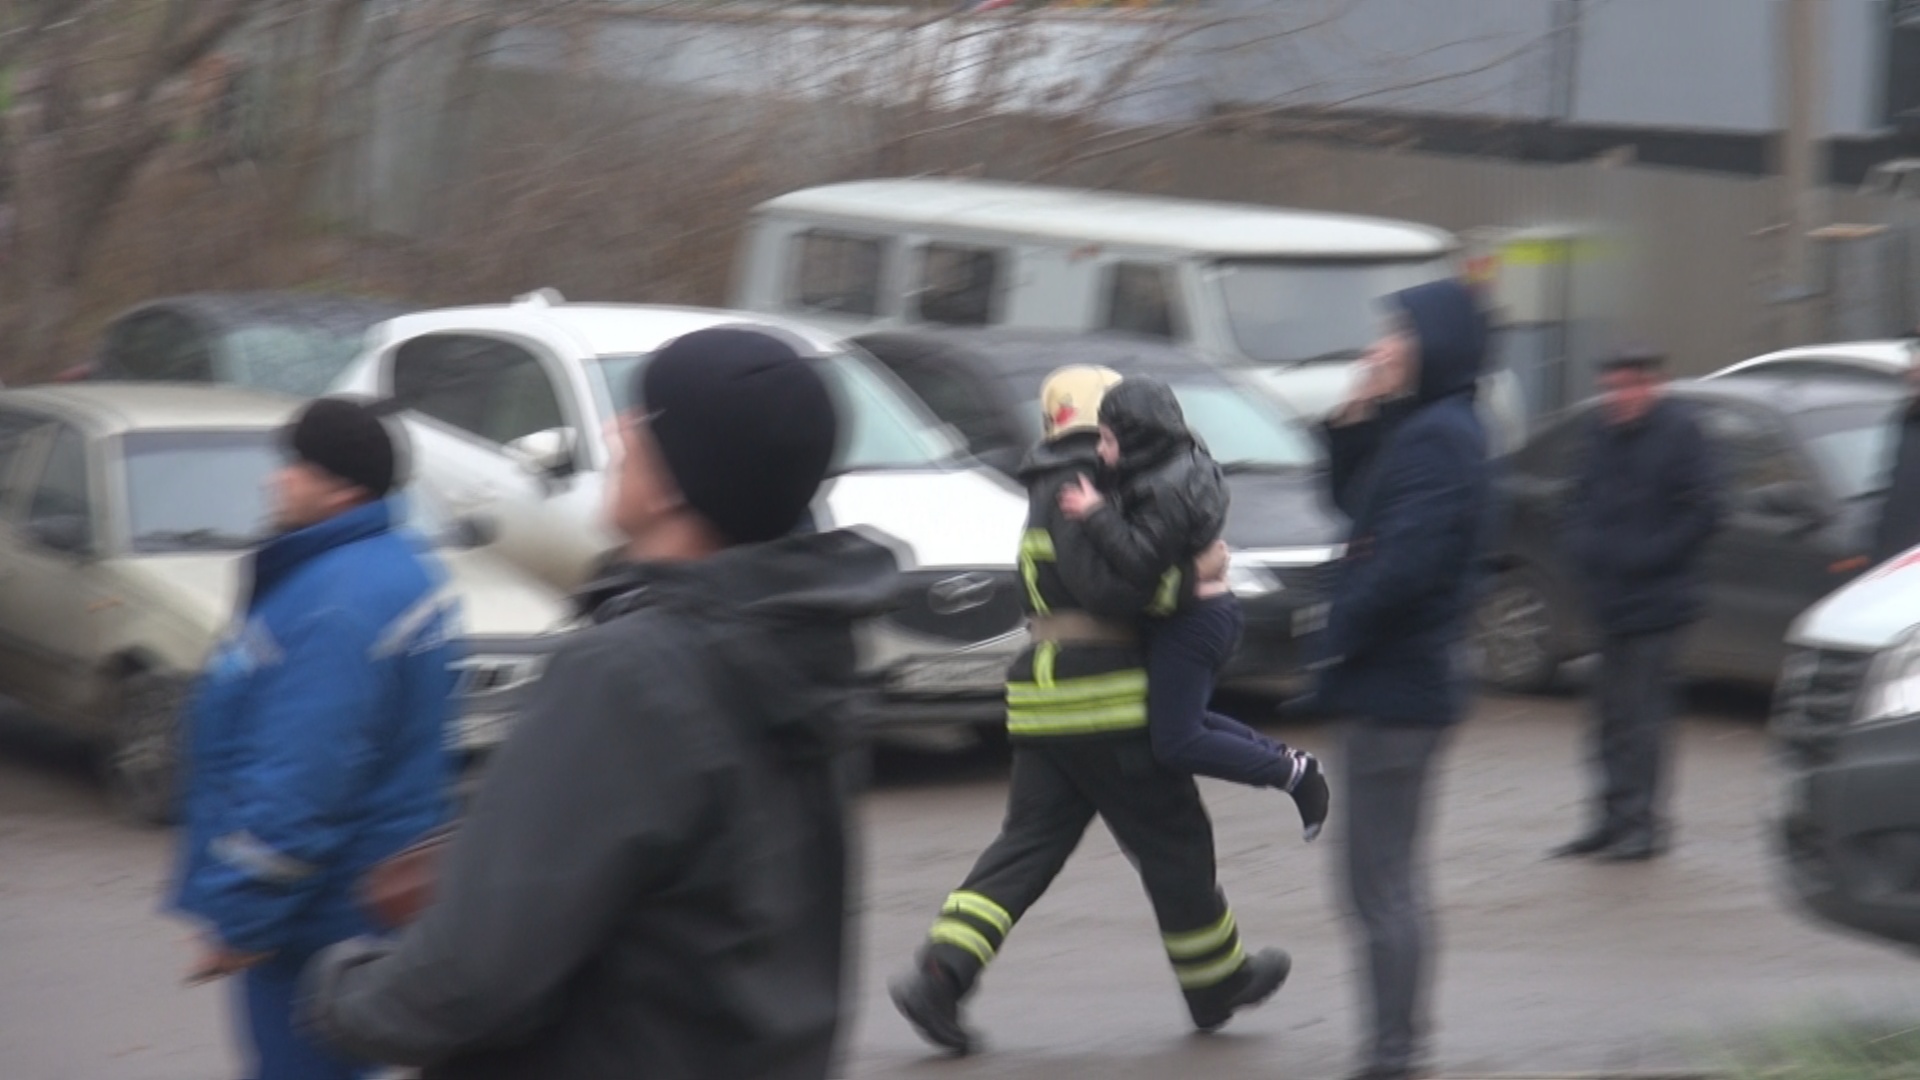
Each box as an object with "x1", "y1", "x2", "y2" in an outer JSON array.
[
  {"x1": 1318, "y1": 280, "x2": 1493, "y2": 727},
  {"x1": 172, "y1": 499, "x2": 459, "y2": 957}
]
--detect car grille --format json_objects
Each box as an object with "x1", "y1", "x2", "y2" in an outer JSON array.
[
  {"x1": 1772, "y1": 645, "x2": 1874, "y2": 768},
  {"x1": 884, "y1": 569, "x2": 1025, "y2": 646},
  {"x1": 448, "y1": 637, "x2": 562, "y2": 753},
  {"x1": 1271, "y1": 561, "x2": 1336, "y2": 603}
]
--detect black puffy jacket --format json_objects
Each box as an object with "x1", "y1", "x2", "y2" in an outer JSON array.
[
  {"x1": 1004, "y1": 432, "x2": 1168, "y2": 739},
  {"x1": 1081, "y1": 377, "x2": 1229, "y2": 599},
  {"x1": 301, "y1": 530, "x2": 899, "y2": 1080}
]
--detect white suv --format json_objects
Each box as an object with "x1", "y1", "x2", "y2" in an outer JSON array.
[
  {"x1": 1773, "y1": 547, "x2": 1920, "y2": 947},
  {"x1": 330, "y1": 292, "x2": 1031, "y2": 737}
]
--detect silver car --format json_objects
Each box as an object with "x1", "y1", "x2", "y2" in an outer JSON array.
[{"x1": 0, "y1": 384, "x2": 570, "y2": 822}]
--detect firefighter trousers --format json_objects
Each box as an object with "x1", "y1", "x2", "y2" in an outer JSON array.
[{"x1": 922, "y1": 734, "x2": 1255, "y2": 1021}]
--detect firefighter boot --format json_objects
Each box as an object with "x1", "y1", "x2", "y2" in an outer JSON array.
[
  {"x1": 1189, "y1": 947, "x2": 1292, "y2": 1033},
  {"x1": 890, "y1": 954, "x2": 977, "y2": 1055}
]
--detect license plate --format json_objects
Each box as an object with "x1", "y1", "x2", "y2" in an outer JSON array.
[
  {"x1": 1293, "y1": 603, "x2": 1331, "y2": 638},
  {"x1": 890, "y1": 656, "x2": 1009, "y2": 694}
]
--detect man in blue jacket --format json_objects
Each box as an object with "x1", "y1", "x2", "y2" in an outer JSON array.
[
  {"x1": 1556, "y1": 350, "x2": 1719, "y2": 862},
  {"x1": 1320, "y1": 279, "x2": 1491, "y2": 1080},
  {"x1": 172, "y1": 397, "x2": 459, "y2": 1080}
]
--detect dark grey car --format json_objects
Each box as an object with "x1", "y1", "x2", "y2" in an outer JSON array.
[
  {"x1": 1479, "y1": 374, "x2": 1897, "y2": 693},
  {"x1": 84, "y1": 292, "x2": 413, "y2": 397}
]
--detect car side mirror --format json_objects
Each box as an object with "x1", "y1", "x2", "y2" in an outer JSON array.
[
  {"x1": 448, "y1": 512, "x2": 500, "y2": 550},
  {"x1": 28, "y1": 514, "x2": 92, "y2": 557},
  {"x1": 506, "y1": 428, "x2": 577, "y2": 482}
]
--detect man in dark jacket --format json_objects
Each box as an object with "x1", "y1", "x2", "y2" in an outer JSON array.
[
  {"x1": 300, "y1": 328, "x2": 900, "y2": 1080},
  {"x1": 1320, "y1": 279, "x2": 1491, "y2": 1080},
  {"x1": 889, "y1": 366, "x2": 1290, "y2": 1056},
  {"x1": 172, "y1": 398, "x2": 459, "y2": 1080},
  {"x1": 1872, "y1": 346, "x2": 1920, "y2": 563},
  {"x1": 1556, "y1": 350, "x2": 1720, "y2": 862}
]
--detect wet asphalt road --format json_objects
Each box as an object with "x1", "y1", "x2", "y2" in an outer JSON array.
[{"x1": 3, "y1": 689, "x2": 1919, "y2": 1080}]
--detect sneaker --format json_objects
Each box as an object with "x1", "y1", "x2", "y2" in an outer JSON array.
[
  {"x1": 1191, "y1": 947, "x2": 1292, "y2": 1033},
  {"x1": 890, "y1": 959, "x2": 976, "y2": 1055}
]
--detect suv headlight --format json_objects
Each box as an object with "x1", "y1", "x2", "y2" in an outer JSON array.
[
  {"x1": 1858, "y1": 623, "x2": 1920, "y2": 727},
  {"x1": 1226, "y1": 555, "x2": 1280, "y2": 599}
]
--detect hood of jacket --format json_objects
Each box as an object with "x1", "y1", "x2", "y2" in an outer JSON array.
[
  {"x1": 1017, "y1": 429, "x2": 1102, "y2": 482},
  {"x1": 1099, "y1": 377, "x2": 1194, "y2": 477},
  {"x1": 573, "y1": 528, "x2": 900, "y2": 758},
  {"x1": 1395, "y1": 279, "x2": 1487, "y2": 406}
]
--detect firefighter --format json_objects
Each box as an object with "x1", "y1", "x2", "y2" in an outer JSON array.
[{"x1": 888, "y1": 365, "x2": 1292, "y2": 1055}]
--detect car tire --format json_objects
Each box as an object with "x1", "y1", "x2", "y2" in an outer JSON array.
[
  {"x1": 104, "y1": 671, "x2": 186, "y2": 827},
  {"x1": 1474, "y1": 568, "x2": 1563, "y2": 695}
]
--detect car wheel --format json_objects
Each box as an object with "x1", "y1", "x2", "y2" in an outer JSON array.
[
  {"x1": 1475, "y1": 569, "x2": 1562, "y2": 694},
  {"x1": 104, "y1": 671, "x2": 186, "y2": 826}
]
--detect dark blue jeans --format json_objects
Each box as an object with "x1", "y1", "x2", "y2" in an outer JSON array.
[
  {"x1": 1146, "y1": 595, "x2": 1297, "y2": 789},
  {"x1": 239, "y1": 952, "x2": 370, "y2": 1080}
]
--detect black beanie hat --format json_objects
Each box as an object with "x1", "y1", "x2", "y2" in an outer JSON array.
[
  {"x1": 285, "y1": 397, "x2": 401, "y2": 498},
  {"x1": 635, "y1": 326, "x2": 839, "y2": 545}
]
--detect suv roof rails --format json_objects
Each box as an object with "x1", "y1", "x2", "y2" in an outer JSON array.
[{"x1": 512, "y1": 288, "x2": 566, "y2": 308}]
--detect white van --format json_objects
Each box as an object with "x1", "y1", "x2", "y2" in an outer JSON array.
[
  {"x1": 733, "y1": 178, "x2": 1524, "y2": 445},
  {"x1": 330, "y1": 293, "x2": 1032, "y2": 736}
]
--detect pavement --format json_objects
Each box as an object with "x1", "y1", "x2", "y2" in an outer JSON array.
[{"x1": 2, "y1": 688, "x2": 1917, "y2": 1080}]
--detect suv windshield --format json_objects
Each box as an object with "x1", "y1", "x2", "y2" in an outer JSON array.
[
  {"x1": 1214, "y1": 258, "x2": 1452, "y2": 365},
  {"x1": 1792, "y1": 401, "x2": 1902, "y2": 501},
  {"x1": 594, "y1": 351, "x2": 959, "y2": 470},
  {"x1": 1172, "y1": 383, "x2": 1319, "y2": 470},
  {"x1": 123, "y1": 431, "x2": 279, "y2": 553}
]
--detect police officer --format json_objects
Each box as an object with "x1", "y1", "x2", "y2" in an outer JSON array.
[{"x1": 889, "y1": 366, "x2": 1291, "y2": 1055}]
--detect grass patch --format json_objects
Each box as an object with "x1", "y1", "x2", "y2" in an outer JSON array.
[{"x1": 1730, "y1": 1021, "x2": 1920, "y2": 1080}]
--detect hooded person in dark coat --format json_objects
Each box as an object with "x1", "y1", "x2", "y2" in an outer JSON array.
[
  {"x1": 1872, "y1": 352, "x2": 1920, "y2": 564},
  {"x1": 1319, "y1": 278, "x2": 1492, "y2": 1080},
  {"x1": 1555, "y1": 350, "x2": 1720, "y2": 863},
  {"x1": 299, "y1": 328, "x2": 900, "y2": 1080}
]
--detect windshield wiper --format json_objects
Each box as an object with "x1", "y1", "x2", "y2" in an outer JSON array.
[
  {"x1": 1279, "y1": 349, "x2": 1369, "y2": 366},
  {"x1": 138, "y1": 528, "x2": 258, "y2": 552},
  {"x1": 1221, "y1": 460, "x2": 1306, "y2": 476}
]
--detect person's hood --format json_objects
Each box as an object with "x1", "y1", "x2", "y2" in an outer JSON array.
[
  {"x1": 1017, "y1": 429, "x2": 1102, "y2": 482},
  {"x1": 1100, "y1": 377, "x2": 1194, "y2": 477},
  {"x1": 1394, "y1": 279, "x2": 1487, "y2": 406},
  {"x1": 573, "y1": 528, "x2": 901, "y2": 759}
]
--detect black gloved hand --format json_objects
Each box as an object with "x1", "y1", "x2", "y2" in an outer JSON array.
[{"x1": 1286, "y1": 753, "x2": 1329, "y2": 842}]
